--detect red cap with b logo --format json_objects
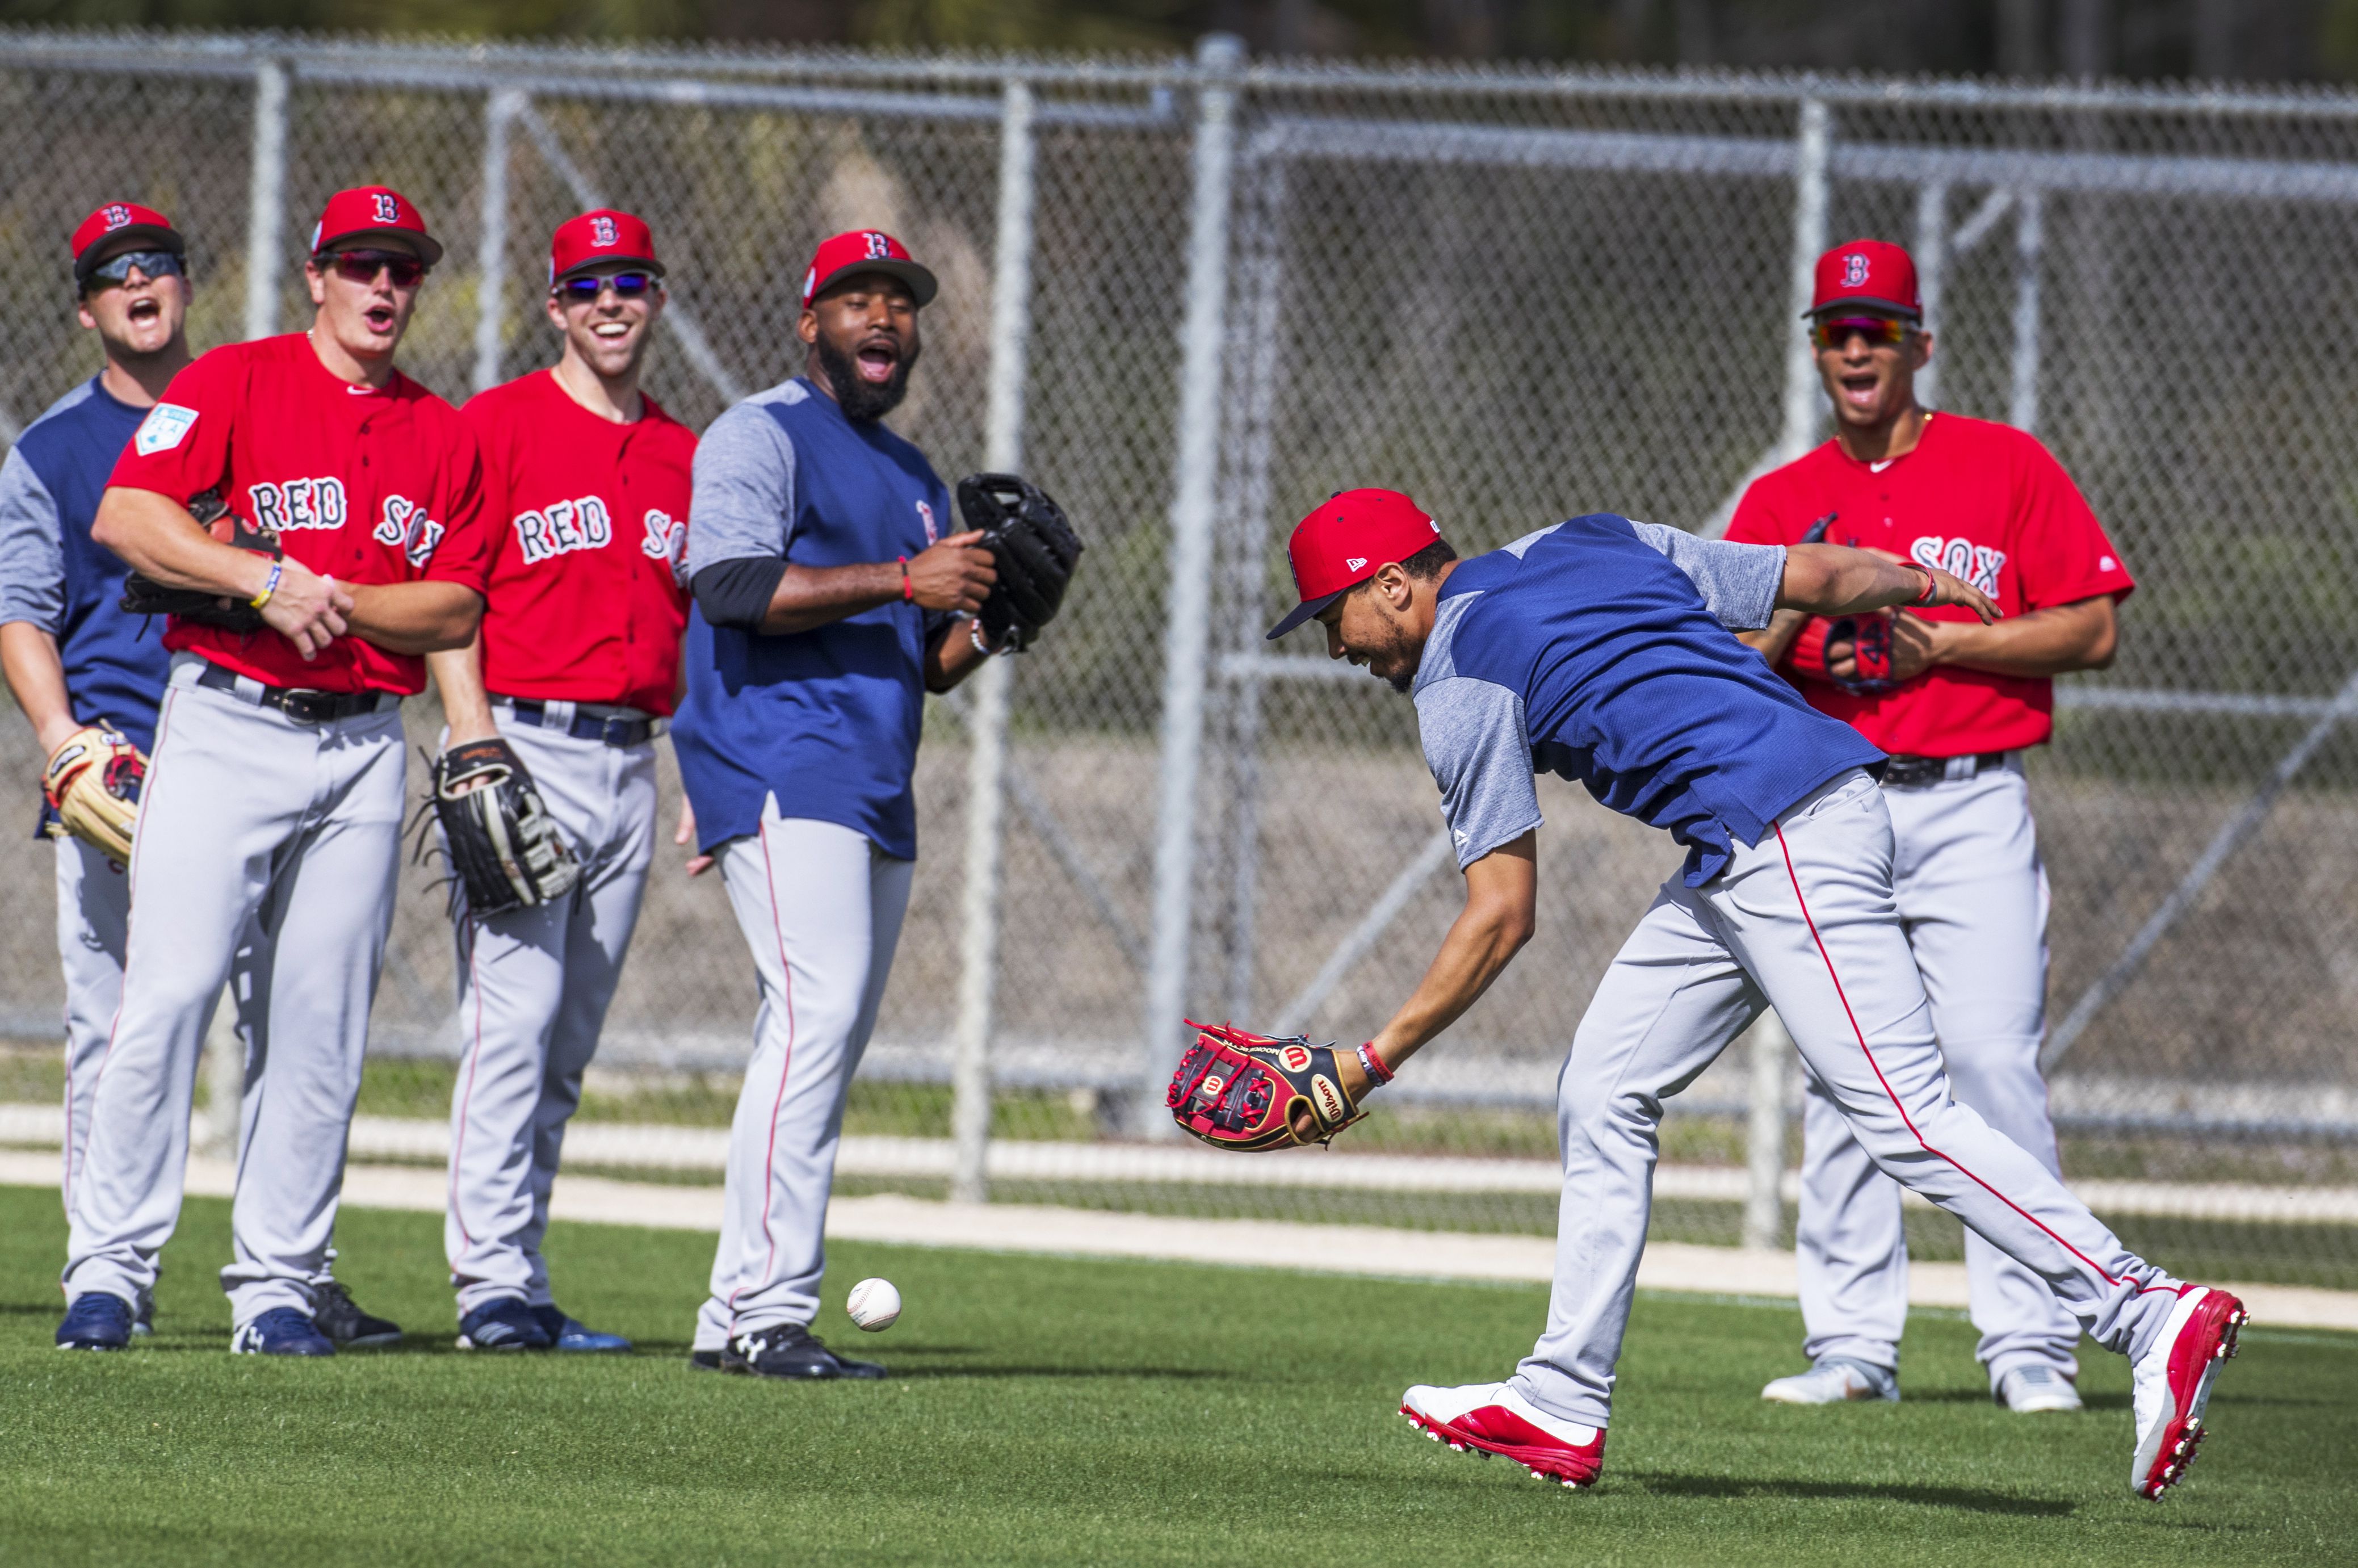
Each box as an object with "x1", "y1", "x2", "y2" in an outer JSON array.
[
  {"x1": 800, "y1": 229, "x2": 938, "y2": 310},
  {"x1": 550, "y1": 209, "x2": 662, "y2": 283},
  {"x1": 1266, "y1": 488, "x2": 1446, "y2": 640},
  {"x1": 309, "y1": 186, "x2": 443, "y2": 267},
  {"x1": 1809, "y1": 238, "x2": 1920, "y2": 319},
  {"x1": 70, "y1": 202, "x2": 184, "y2": 283}
]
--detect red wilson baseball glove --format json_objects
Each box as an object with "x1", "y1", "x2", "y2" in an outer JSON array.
[{"x1": 1167, "y1": 1021, "x2": 1368, "y2": 1151}]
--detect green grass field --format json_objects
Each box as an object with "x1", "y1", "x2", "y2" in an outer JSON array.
[{"x1": 0, "y1": 1184, "x2": 2349, "y2": 1566}]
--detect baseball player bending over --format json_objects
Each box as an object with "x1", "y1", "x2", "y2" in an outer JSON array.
[
  {"x1": 1230, "y1": 489, "x2": 2239, "y2": 1500},
  {"x1": 1728, "y1": 240, "x2": 2133, "y2": 1414},
  {"x1": 426, "y1": 210, "x2": 696, "y2": 1352},
  {"x1": 56, "y1": 187, "x2": 490, "y2": 1356},
  {"x1": 674, "y1": 230, "x2": 1006, "y2": 1380}
]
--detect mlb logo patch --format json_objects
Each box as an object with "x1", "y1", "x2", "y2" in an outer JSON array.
[
  {"x1": 917, "y1": 499, "x2": 938, "y2": 545},
  {"x1": 134, "y1": 403, "x2": 197, "y2": 456}
]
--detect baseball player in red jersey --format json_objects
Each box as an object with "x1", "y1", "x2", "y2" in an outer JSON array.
[
  {"x1": 56, "y1": 186, "x2": 490, "y2": 1356},
  {"x1": 1726, "y1": 238, "x2": 2134, "y2": 1412},
  {"x1": 427, "y1": 210, "x2": 694, "y2": 1353}
]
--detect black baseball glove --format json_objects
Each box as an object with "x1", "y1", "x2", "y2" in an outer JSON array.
[
  {"x1": 956, "y1": 472, "x2": 1083, "y2": 653},
  {"x1": 119, "y1": 489, "x2": 283, "y2": 633},
  {"x1": 421, "y1": 738, "x2": 581, "y2": 919}
]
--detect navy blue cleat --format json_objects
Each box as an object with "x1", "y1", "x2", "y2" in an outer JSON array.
[
  {"x1": 531, "y1": 1303, "x2": 630, "y2": 1353},
  {"x1": 313, "y1": 1280, "x2": 402, "y2": 1349},
  {"x1": 232, "y1": 1307, "x2": 335, "y2": 1357},
  {"x1": 722, "y1": 1323, "x2": 885, "y2": 1381},
  {"x1": 457, "y1": 1296, "x2": 553, "y2": 1351},
  {"x1": 56, "y1": 1292, "x2": 134, "y2": 1351}
]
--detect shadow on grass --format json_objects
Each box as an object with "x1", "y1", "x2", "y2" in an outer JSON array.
[{"x1": 1626, "y1": 1471, "x2": 2074, "y2": 1515}]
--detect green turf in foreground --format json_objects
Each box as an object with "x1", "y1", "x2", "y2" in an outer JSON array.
[{"x1": 0, "y1": 1185, "x2": 2348, "y2": 1566}]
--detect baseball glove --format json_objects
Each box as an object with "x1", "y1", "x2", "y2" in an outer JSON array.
[
  {"x1": 41, "y1": 725, "x2": 144, "y2": 863},
  {"x1": 119, "y1": 489, "x2": 283, "y2": 632},
  {"x1": 956, "y1": 472, "x2": 1083, "y2": 653},
  {"x1": 422, "y1": 738, "x2": 581, "y2": 919},
  {"x1": 1167, "y1": 1020, "x2": 1369, "y2": 1151}
]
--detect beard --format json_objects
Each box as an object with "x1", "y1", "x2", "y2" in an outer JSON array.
[{"x1": 815, "y1": 335, "x2": 919, "y2": 422}]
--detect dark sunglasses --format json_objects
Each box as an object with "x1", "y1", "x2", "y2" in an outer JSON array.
[
  {"x1": 1811, "y1": 315, "x2": 1914, "y2": 351},
  {"x1": 321, "y1": 249, "x2": 427, "y2": 288},
  {"x1": 556, "y1": 271, "x2": 656, "y2": 302},
  {"x1": 85, "y1": 250, "x2": 184, "y2": 287}
]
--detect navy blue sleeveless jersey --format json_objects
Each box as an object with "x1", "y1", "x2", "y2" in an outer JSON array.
[
  {"x1": 0, "y1": 375, "x2": 169, "y2": 753},
  {"x1": 1412, "y1": 514, "x2": 1885, "y2": 886},
  {"x1": 674, "y1": 378, "x2": 951, "y2": 860}
]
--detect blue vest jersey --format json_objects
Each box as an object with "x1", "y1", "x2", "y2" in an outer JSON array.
[
  {"x1": 1413, "y1": 515, "x2": 1885, "y2": 886},
  {"x1": 0, "y1": 375, "x2": 170, "y2": 766},
  {"x1": 674, "y1": 378, "x2": 951, "y2": 861}
]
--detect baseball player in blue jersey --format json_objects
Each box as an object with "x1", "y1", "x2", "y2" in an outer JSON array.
[
  {"x1": 2, "y1": 202, "x2": 397, "y2": 1350},
  {"x1": 1248, "y1": 490, "x2": 2243, "y2": 1502},
  {"x1": 673, "y1": 229, "x2": 999, "y2": 1379}
]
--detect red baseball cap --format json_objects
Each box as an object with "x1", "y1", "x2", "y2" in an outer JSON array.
[
  {"x1": 1809, "y1": 238, "x2": 1920, "y2": 319},
  {"x1": 308, "y1": 186, "x2": 443, "y2": 267},
  {"x1": 70, "y1": 202, "x2": 184, "y2": 284},
  {"x1": 1266, "y1": 488, "x2": 1446, "y2": 640},
  {"x1": 801, "y1": 229, "x2": 937, "y2": 310},
  {"x1": 549, "y1": 209, "x2": 663, "y2": 284}
]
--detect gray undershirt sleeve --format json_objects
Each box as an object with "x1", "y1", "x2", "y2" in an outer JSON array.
[
  {"x1": 686, "y1": 403, "x2": 798, "y2": 577},
  {"x1": 1415, "y1": 674, "x2": 1545, "y2": 869},
  {"x1": 1627, "y1": 519, "x2": 1785, "y2": 631},
  {"x1": 0, "y1": 447, "x2": 66, "y2": 634}
]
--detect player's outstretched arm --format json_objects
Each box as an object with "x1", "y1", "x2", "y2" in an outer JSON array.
[
  {"x1": 1779, "y1": 542, "x2": 1997, "y2": 623},
  {"x1": 0, "y1": 623, "x2": 83, "y2": 755},
  {"x1": 343, "y1": 581, "x2": 484, "y2": 655},
  {"x1": 749, "y1": 530, "x2": 996, "y2": 636},
  {"x1": 425, "y1": 635, "x2": 500, "y2": 744},
  {"x1": 1373, "y1": 835, "x2": 1537, "y2": 1074}
]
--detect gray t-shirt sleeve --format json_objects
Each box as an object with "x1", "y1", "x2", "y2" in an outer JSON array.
[
  {"x1": 0, "y1": 447, "x2": 66, "y2": 634},
  {"x1": 685, "y1": 404, "x2": 798, "y2": 576},
  {"x1": 1627, "y1": 519, "x2": 1784, "y2": 630},
  {"x1": 1415, "y1": 675, "x2": 1544, "y2": 869}
]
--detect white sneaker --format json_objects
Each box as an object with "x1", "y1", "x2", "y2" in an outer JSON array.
[
  {"x1": 2129, "y1": 1285, "x2": 2246, "y2": 1500},
  {"x1": 1400, "y1": 1381, "x2": 1606, "y2": 1488},
  {"x1": 1760, "y1": 1358, "x2": 1898, "y2": 1405},
  {"x1": 1995, "y1": 1364, "x2": 2083, "y2": 1414}
]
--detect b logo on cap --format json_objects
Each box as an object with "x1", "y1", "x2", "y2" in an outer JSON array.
[
  {"x1": 372, "y1": 192, "x2": 400, "y2": 225},
  {"x1": 1842, "y1": 252, "x2": 1870, "y2": 288},
  {"x1": 865, "y1": 231, "x2": 892, "y2": 259},
  {"x1": 102, "y1": 203, "x2": 133, "y2": 232},
  {"x1": 591, "y1": 215, "x2": 618, "y2": 248}
]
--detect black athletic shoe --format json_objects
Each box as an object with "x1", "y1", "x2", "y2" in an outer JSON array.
[
  {"x1": 688, "y1": 1350, "x2": 723, "y2": 1372},
  {"x1": 314, "y1": 1281, "x2": 404, "y2": 1349},
  {"x1": 721, "y1": 1323, "x2": 886, "y2": 1381}
]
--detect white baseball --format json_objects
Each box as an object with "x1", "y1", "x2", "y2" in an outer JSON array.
[{"x1": 845, "y1": 1277, "x2": 901, "y2": 1332}]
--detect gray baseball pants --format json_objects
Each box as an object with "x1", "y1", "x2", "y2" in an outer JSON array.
[
  {"x1": 1797, "y1": 760, "x2": 2082, "y2": 1390},
  {"x1": 694, "y1": 809, "x2": 911, "y2": 1351},
  {"x1": 56, "y1": 836, "x2": 128, "y2": 1218},
  {"x1": 63, "y1": 657, "x2": 405, "y2": 1328},
  {"x1": 1511, "y1": 769, "x2": 2185, "y2": 1429},
  {"x1": 443, "y1": 710, "x2": 657, "y2": 1316}
]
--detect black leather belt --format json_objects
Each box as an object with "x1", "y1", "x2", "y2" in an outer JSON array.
[
  {"x1": 1880, "y1": 751, "x2": 2011, "y2": 789},
  {"x1": 499, "y1": 698, "x2": 655, "y2": 749},
  {"x1": 196, "y1": 661, "x2": 395, "y2": 724}
]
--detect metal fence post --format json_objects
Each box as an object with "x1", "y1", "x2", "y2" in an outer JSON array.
[
  {"x1": 2008, "y1": 190, "x2": 2047, "y2": 433},
  {"x1": 1911, "y1": 181, "x2": 1950, "y2": 408},
  {"x1": 242, "y1": 56, "x2": 289, "y2": 343},
  {"x1": 1140, "y1": 33, "x2": 1245, "y2": 1133},
  {"x1": 473, "y1": 87, "x2": 526, "y2": 395},
  {"x1": 949, "y1": 78, "x2": 1037, "y2": 1204},
  {"x1": 1774, "y1": 98, "x2": 1831, "y2": 464},
  {"x1": 1743, "y1": 1013, "x2": 1793, "y2": 1251}
]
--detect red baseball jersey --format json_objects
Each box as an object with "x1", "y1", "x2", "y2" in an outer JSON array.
[
  {"x1": 108, "y1": 333, "x2": 489, "y2": 695},
  {"x1": 463, "y1": 370, "x2": 695, "y2": 715},
  {"x1": 1725, "y1": 412, "x2": 2134, "y2": 757}
]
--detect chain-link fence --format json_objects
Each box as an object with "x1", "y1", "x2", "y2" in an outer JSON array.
[{"x1": 0, "y1": 28, "x2": 2353, "y2": 1292}]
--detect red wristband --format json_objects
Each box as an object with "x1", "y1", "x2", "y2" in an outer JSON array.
[
  {"x1": 1356, "y1": 1042, "x2": 1395, "y2": 1087},
  {"x1": 1908, "y1": 564, "x2": 1938, "y2": 606},
  {"x1": 899, "y1": 556, "x2": 913, "y2": 603}
]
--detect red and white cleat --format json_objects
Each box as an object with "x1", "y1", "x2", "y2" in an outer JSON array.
[
  {"x1": 1400, "y1": 1382, "x2": 1606, "y2": 1490},
  {"x1": 2129, "y1": 1284, "x2": 2247, "y2": 1502}
]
